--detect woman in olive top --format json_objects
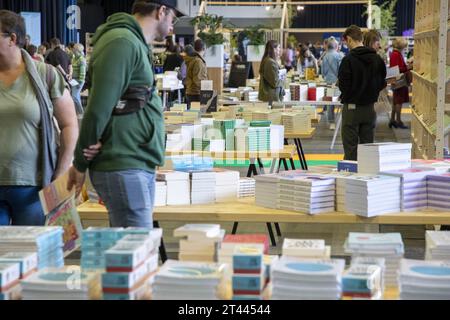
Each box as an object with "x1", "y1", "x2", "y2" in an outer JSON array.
[
  {"x1": 258, "y1": 40, "x2": 284, "y2": 104},
  {"x1": 0, "y1": 10, "x2": 79, "y2": 225}
]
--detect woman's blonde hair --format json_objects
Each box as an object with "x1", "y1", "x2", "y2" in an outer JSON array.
[
  {"x1": 392, "y1": 37, "x2": 408, "y2": 50},
  {"x1": 73, "y1": 43, "x2": 84, "y2": 54}
]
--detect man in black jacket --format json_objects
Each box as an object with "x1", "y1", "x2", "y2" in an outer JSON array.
[{"x1": 338, "y1": 25, "x2": 387, "y2": 161}]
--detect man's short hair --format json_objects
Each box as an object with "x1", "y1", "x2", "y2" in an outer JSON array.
[
  {"x1": 50, "y1": 37, "x2": 61, "y2": 47},
  {"x1": 343, "y1": 25, "x2": 363, "y2": 42},
  {"x1": 132, "y1": 0, "x2": 162, "y2": 16},
  {"x1": 0, "y1": 10, "x2": 27, "y2": 48},
  {"x1": 194, "y1": 39, "x2": 205, "y2": 52}
]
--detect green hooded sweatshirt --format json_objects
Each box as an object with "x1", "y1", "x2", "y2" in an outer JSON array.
[{"x1": 73, "y1": 13, "x2": 165, "y2": 173}]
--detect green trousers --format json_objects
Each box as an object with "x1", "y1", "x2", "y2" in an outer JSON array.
[{"x1": 341, "y1": 103, "x2": 377, "y2": 161}]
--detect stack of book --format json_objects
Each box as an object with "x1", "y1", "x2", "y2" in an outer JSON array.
[
  {"x1": 156, "y1": 170, "x2": 190, "y2": 205},
  {"x1": 271, "y1": 257, "x2": 345, "y2": 300},
  {"x1": 255, "y1": 174, "x2": 279, "y2": 209},
  {"x1": 342, "y1": 264, "x2": 383, "y2": 299},
  {"x1": 174, "y1": 224, "x2": 225, "y2": 262},
  {"x1": 0, "y1": 262, "x2": 21, "y2": 300},
  {"x1": 102, "y1": 234, "x2": 159, "y2": 300},
  {"x1": 398, "y1": 259, "x2": 450, "y2": 300},
  {"x1": 382, "y1": 168, "x2": 435, "y2": 211},
  {"x1": 81, "y1": 227, "x2": 162, "y2": 271},
  {"x1": 270, "y1": 125, "x2": 285, "y2": 152},
  {"x1": 357, "y1": 143, "x2": 412, "y2": 174},
  {"x1": 412, "y1": 159, "x2": 450, "y2": 173},
  {"x1": 152, "y1": 260, "x2": 225, "y2": 300},
  {"x1": 332, "y1": 172, "x2": 366, "y2": 212},
  {"x1": 213, "y1": 169, "x2": 240, "y2": 202},
  {"x1": 248, "y1": 121, "x2": 271, "y2": 152},
  {"x1": 238, "y1": 178, "x2": 255, "y2": 198},
  {"x1": 232, "y1": 244, "x2": 266, "y2": 300},
  {"x1": 282, "y1": 239, "x2": 330, "y2": 259},
  {"x1": 337, "y1": 160, "x2": 358, "y2": 173},
  {"x1": 426, "y1": 173, "x2": 450, "y2": 211},
  {"x1": 277, "y1": 173, "x2": 336, "y2": 214},
  {"x1": 345, "y1": 232, "x2": 404, "y2": 286},
  {"x1": 344, "y1": 175, "x2": 401, "y2": 217},
  {"x1": 213, "y1": 120, "x2": 236, "y2": 150},
  {"x1": 155, "y1": 181, "x2": 167, "y2": 207},
  {"x1": 350, "y1": 256, "x2": 386, "y2": 291},
  {"x1": 244, "y1": 91, "x2": 259, "y2": 102},
  {"x1": 190, "y1": 171, "x2": 216, "y2": 204},
  {"x1": 281, "y1": 113, "x2": 312, "y2": 134},
  {"x1": 0, "y1": 226, "x2": 64, "y2": 269},
  {"x1": 289, "y1": 83, "x2": 301, "y2": 101},
  {"x1": 0, "y1": 252, "x2": 38, "y2": 280},
  {"x1": 219, "y1": 234, "x2": 269, "y2": 265},
  {"x1": 81, "y1": 227, "x2": 124, "y2": 270},
  {"x1": 21, "y1": 266, "x2": 100, "y2": 300},
  {"x1": 425, "y1": 231, "x2": 450, "y2": 260}
]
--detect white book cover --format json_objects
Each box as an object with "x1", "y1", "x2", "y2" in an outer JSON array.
[
  {"x1": 399, "y1": 259, "x2": 450, "y2": 285},
  {"x1": 358, "y1": 142, "x2": 412, "y2": 153},
  {"x1": 426, "y1": 231, "x2": 450, "y2": 249},
  {"x1": 21, "y1": 266, "x2": 96, "y2": 292},
  {"x1": 347, "y1": 233, "x2": 403, "y2": 249},
  {"x1": 271, "y1": 258, "x2": 345, "y2": 282},
  {"x1": 157, "y1": 170, "x2": 189, "y2": 181},
  {"x1": 282, "y1": 239, "x2": 329, "y2": 257},
  {"x1": 154, "y1": 260, "x2": 225, "y2": 285},
  {"x1": 174, "y1": 224, "x2": 221, "y2": 239},
  {"x1": 0, "y1": 263, "x2": 21, "y2": 289}
]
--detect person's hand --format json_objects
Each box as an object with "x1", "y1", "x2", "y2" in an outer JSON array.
[
  {"x1": 67, "y1": 166, "x2": 86, "y2": 196},
  {"x1": 83, "y1": 142, "x2": 102, "y2": 161}
]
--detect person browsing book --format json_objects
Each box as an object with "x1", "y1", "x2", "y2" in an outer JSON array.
[
  {"x1": 338, "y1": 25, "x2": 387, "y2": 161},
  {"x1": 67, "y1": 0, "x2": 184, "y2": 229}
]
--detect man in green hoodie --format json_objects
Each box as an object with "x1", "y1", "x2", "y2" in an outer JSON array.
[{"x1": 67, "y1": 0, "x2": 184, "y2": 228}]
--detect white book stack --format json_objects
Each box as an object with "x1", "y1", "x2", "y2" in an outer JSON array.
[
  {"x1": 154, "y1": 181, "x2": 167, "y2": 207},
  {"x1": 308, "y1": 165, "x2": 336, "y2": 174},
  {"x1": 270, "y1": 125, "x2": 285, "y2": 152},
  {"x1": 244, "y1": 91, "x2": 259, "y2": 102},
  {"x1": 357, "y1": 143, "x2": 412, "y2": 174},
  {"x1": 282, "y1": 239, "x2": 331, "y2": 259},
  {"x1": 255, "y1": 174, "x2": 280, "y2": 209},
  {"x1": 350, "y1": 256, "x2": 386, "y2": 292},
  {"x1": 345, "y1": 232, "x2": 404, "y2": 286},
  {"x1": 165, "y1": 133, "x2": 184, "y2": 151},
  {"x1": 0, "y1": 227, "x2": 64, "y2": 270},
  {"x1": 21, "y1": 266, "x2": 100, "y2": 300},
  {"x1": 344, "y1": 175, "x2": 401, "y2": 217},
  {"x1": 426, "y1": 173, "x2": 450, "y2": 211},
  {"x1": 330, "y1": 172, "x2": 370, "y2": 212},
  {"x1": 398, "y1": 259, "x2": 450, "y2": 300},
  {"x1": 102, "y1": 234, "x2": 159, "y2": 300},
  {"x1": 412, "y1": 159, "x2": 450, "y2": 173},
  {"x1": 156, "y1": 170, "x2": 190, "y2": 205},
  {"x1": 213, "y1": 169, "x2": 240, "y2": 202},
  {"x1": 277, "y1": 173, "x2": 336, "y2": 214},
  {"x1": 382, "y1": 167, "x2": 435, "y2": 211},
  {"x1": 0, "y1": 262, "x2": 20, "y2": 300},
  {"x1": 342, "y1": 264, "x2": 383, "y2": 300},
  {"x1": 238, "y1": 178, "x2": 256, "y2": 198},
  {"x1": 152, "y1": 260, "x2": 225, "y2": 300},
  {"x1": 174, "y1": 224, "x2": 225, "y2": 262},
  {"x1": 271, "y1": 257, "x2": 345, "y2": 300},
  {"x1": 190, "y1": 171, "x2": 216, "y2": 204},
  {"x1": 425, "y1": 231, "x2": 450, "y2": 260},
  {"x1": 282, "y1": 113, "x2": 311, "y2": 133}
]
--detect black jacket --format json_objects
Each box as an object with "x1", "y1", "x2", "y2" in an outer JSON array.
[
  {"x1": 338, "y1": 46, "x2": 386, "y2": 105},
  {"x1": 163, "y1": 53, "x2": 184, "y2": 72}
]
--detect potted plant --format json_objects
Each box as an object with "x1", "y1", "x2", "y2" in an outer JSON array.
[
  {"x1": 246, "y1": 25, "x2": 266, "y2": 62},
  {"x1": 191, "y1": 14, "x2": 227, "y2": 68}
]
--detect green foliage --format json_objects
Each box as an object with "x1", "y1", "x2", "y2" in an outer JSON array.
[
  {"x1": 191, "y1": 14, "x2": 227, "y2": 46},
  {"x1": 287, "y1": 35, "x2": 298, "y2": 48},
  {"x1": 363, "y1": 0, "x2": 398, "y2": 35},
  {"x1": 246, "y1": 25, "x2": 266, "y2": 46}
]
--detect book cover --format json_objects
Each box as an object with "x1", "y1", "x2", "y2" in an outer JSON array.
[{"x1": 38, "y1": 171, "x2": 73, "y2": 215}]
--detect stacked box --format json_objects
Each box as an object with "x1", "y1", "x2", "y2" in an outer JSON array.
[
  {"x1": 102, "y1": 234, "x2": 160, "y2": 300},
  {"x1": 0, "y1": 226, "x2": 64, "y2": 269},
  {"x1": 232, "y1": 244, "x2": 266, "y2": 300}
]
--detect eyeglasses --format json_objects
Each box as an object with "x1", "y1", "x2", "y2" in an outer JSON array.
[{"x1": 165, "y1": 8, "x2": 179, "y2": 26}]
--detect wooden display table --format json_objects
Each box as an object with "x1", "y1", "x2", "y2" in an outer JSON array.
[
  {"x1": 284, "y1": 129, "x2": 316, "y2": 170},
  {"x1": 78, "y1": 198, "x2": 450, "y2": 227}
]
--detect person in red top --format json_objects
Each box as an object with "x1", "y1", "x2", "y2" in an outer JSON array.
[{"x1": 389, "y1": 38, "x2": 412, "y2": 129}]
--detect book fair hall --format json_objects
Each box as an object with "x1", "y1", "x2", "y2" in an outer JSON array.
[{"x1": 1, "y1": 0, "x2": 450, "y2": 306}]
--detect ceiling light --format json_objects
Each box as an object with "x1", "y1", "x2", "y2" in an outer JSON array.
[
  {"x1": 297, "y1": 5, "x2": 304, "y2": 11},
  {"x1": 265, "y1": 6, "x2": 271, "y2": 11}
]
